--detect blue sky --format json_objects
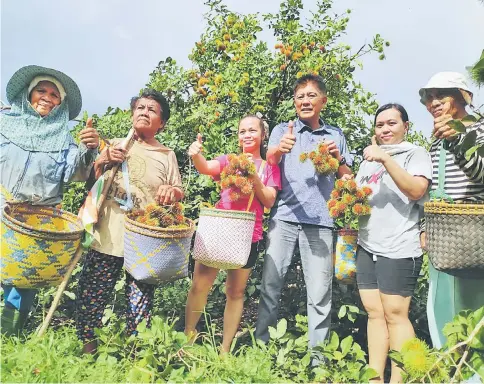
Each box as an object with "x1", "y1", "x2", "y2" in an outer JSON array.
[{"x1": 1, "y1": 0, "x2": 483, "y2": 137}]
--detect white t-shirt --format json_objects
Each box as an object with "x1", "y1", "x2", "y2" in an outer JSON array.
[{"x1": 356, "y1": 143, "x2": 432, "y2": 259}]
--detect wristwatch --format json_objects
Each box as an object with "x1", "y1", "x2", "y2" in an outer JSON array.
[{"x1": 339, "y1": 156, "x2": 347, "y2": 166}]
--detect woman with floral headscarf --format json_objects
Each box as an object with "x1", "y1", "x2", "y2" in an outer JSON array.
[{"x1": 0, "y1": 65, "x2": 99, "y2": 335}]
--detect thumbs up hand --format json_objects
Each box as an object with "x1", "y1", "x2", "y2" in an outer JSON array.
[
  {"x1": 79, "y1": 117, "x2": 100, "y2": 149},
  {"x1": 188, "y1": 133, "x2": 204, "y2": 157},
  {"x1": 363, "y1": 135, "x2": 389, "y2": 163},
  {"x1": 278, "y1": 120, "x2": 297, "y2": 154}
]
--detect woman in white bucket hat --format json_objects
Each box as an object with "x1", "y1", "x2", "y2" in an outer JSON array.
[{"x1": 419, "y1": 72, "x2": 484, "y2": 353}]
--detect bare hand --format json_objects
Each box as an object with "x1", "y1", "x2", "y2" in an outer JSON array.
[
  {"x1": 156, "y1": 185, "x2": 179, "y2": 205},
  {"x1": 433, "y1": 114, "x2": 458, "y2": 140},
  {"x1": 340, "y1": 174, "x2": 353, "y2": 182},
  {"x1": 363, "y1": 136, "x2": 389, "y2": 163},
  {"x1": 325, "y1": 140, "x2": 341, "y2": 161},
  {"x1": 188, "y1": 133, "x2": 203, "y2": 157},
  {"x1": 420, "y1": 232, "x2": 427, "y2": 251},
  {"x1": 79, "y1": 118, "x2": 100, "y2": 149},
  {"x1": 278, "y1": 121, "x2": 296, "y2": 153},
  {"x1": 100, "y1": 145, "x2": 126, "y2": 165}
]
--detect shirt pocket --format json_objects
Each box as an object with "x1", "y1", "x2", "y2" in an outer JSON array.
[{"x1": 42, "y1": 152, "x2": 67, "y2": 183}]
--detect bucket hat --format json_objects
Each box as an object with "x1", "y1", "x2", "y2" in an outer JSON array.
[
  {"x1": 6, "y1": 65, "x2": 82, "y2": 120},
  {"x1": 419, "y1": 72, "x2": 473, "y2": 106}
]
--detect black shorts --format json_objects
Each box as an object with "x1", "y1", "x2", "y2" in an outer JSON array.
[
  {"x1": 356, "y1": 246, "x2": 423, "y2": 297},
  {"x1": 243, "y1": 240, "x2": 263, "y2": 269}
]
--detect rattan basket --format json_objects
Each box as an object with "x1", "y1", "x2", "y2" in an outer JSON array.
[
  {"x1": 424, "y1": 201, "x2": 484, "y2": 278},
  {"x1": 124, "y1": 216, "x2": 195, "y2": 284},
  {"x1": 1, "y1": 204, "x2": 84, "y2": 288},
  {"x1": 193, "y1": 207, "x2": 255, "y2": 269}
]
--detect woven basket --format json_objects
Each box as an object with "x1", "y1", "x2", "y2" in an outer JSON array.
[
  {"x1": 424, "y1": 201, "x2": 484, "y2": 277},
  {"x1": 1, "y1": 204, "x2": 84, "y2": 288},
  {"x1": 333, "y1": 229, "x2": 358, "y2": 284},
  {"x1": 124, "y1": 216, "x2": 195, "y2": 284},
  {"x1": 193, "y1": 207, "x2": 255, "y2": 269}
]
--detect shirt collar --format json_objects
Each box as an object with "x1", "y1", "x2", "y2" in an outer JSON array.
[{"x1": 296, "y1": 118, "x2": 330, "y2": 134}]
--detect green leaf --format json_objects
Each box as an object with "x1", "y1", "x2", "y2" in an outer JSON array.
[
  {"x1": 443, "y1": 323, "x2": 466, "y2": 336},
  {"x1": 276, "y1": 318, "x2": 287, "y2": 338},
  {"x1": 348, "y1": 312, "x2": 357, "y2": 323},
  {"x1": 388, "y1": 349, "x2": 404, "y2": 365},
  {"x1": 473, "y1": 57, "x2": 484, "y2": 71},
  {"x1": 63, "y1": 290, "x2": 76, "y2": 300},
  {"x1": 457, "y1": 130, "x2": 478, "y2": 154},
  {"x1": 360, "y1": 367, "x2": 379, "y2": 382},
  {"x1": 447, "y1": 119, "x2": 467, "y2": 133},
  {"x1": 462, "y1": 115, "x2": 478, "y2": 124},
  {"x1": 327, "y1": 331, "x2": 339, "y2": 351},
  {"x1": 301, "y1": 352, "x2": 311, "y2": 367},
  {"x1": 465, "y1": 145, "x2": 481, "y2": 161},
  {"x1": 348, "y1": 305, "x2": 360, "y2": 313},
  {"x1": 333, "y1": 350, "x2": 343, "y2": 360},
  {"x1": 276, "y1": 349, "x2": 286, "y2": 366},
  {"x1": 338, "y1": 305, "x2": 347, "y2": 319},
  {"x1": 340, "y1": 335, "x2": 353, "y2": 357}
]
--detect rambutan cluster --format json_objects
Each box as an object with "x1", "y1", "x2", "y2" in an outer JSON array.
[
  {"x1": 327, "y1": 179, "x2": 372, "y2": 225},
  {"x1": 299, "y1": 142, "x2": 339, "y2": 175},
  {"x1": 128, "y1": 202, "x2": 188, "y2": 229},
  {"x1": 220, "y1": 153, "x2": 256, "y2": 201}
]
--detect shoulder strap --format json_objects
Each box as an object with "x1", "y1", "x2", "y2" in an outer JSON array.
[{"x1": 429, "y1": 142, "x2": 453, "y2": 203}]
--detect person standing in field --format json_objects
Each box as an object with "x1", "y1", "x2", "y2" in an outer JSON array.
[{"x1": 255, "y1": 74, "x2": 353, "y2": 354}]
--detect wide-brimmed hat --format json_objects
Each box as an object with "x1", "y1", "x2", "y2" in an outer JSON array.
[
  {"x1": 419, "y1": 72, "x2": 473, "y2": 106},
  {"x1": 6, "y1": 65, "x2": 82, "y2": 120}
]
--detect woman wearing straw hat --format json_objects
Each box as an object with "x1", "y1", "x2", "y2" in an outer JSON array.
[
  {"x1": 0, "y1": 65, "x2": 99, "y2": 335},
  {"x1": 419, "y1": 72, "x2": 484, "y2": 349}
]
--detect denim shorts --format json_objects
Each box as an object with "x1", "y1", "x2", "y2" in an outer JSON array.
[{"x1": 356, "y1": 246, "x2": 423, "y2": 297}]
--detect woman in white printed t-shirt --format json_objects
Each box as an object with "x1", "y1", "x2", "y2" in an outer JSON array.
[{"x1": 344, "y1": 103, "x2": 432, "y2": 383}]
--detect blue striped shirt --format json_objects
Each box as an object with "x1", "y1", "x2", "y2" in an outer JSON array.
[{"x1": 268, "y1": 118, "x2": 353, "y2": 227}]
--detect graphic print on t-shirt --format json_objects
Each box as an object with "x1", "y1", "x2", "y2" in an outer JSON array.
[
  {"x1": 106, "y1": 152, "x2": 166, "y2": 210},
  {"x1": 358, "y1": 167, "x2": 387, "y2": 185}
]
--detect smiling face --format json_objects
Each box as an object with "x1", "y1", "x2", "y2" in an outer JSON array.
[
  {"x1": 238, "y1": 116, "x2": 264, "y2": 155},
  {"x1": 294, "y1": 81, "x2": 327, "y2": 127},
  {"x1": 29, "y1": 81, "x2": 61, "y2": 116},
  {"x1": 131, "y1": 97, "x2": 164, "y2": 139},
  {"x1": 374, "y1": 108, "x2": 408, "y2": 145},
  {"x1": 423, "y1": 89, "x2": 466, "y2": 119}
]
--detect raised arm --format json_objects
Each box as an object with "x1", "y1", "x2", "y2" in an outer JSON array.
[
  {"x1": 267, "y1": 121, "x2": 296, "y2": 165},
  {"x1": 364, "y1": 137, "x2": 430, "y2": 201},
  {"x1": 188, "y1": 133, "x2": 221, "y2": 176}
]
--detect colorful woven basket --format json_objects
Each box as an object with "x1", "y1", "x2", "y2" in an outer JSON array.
[
  {"x1": 193, "y1": 207, "x2": 255, "y2": 269},
  {"x1": 333, "y1": 229, "x2": 358, "y2": 284},
  {"x1": 424, "y1": 201, "x2": 484, "y2": 277},
  {"x1": 1, "y1": 204, "x2": 84, "y2": 288},
  {"x1": 124, "y1": 216, "x2": 195, "y2": 285}
]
